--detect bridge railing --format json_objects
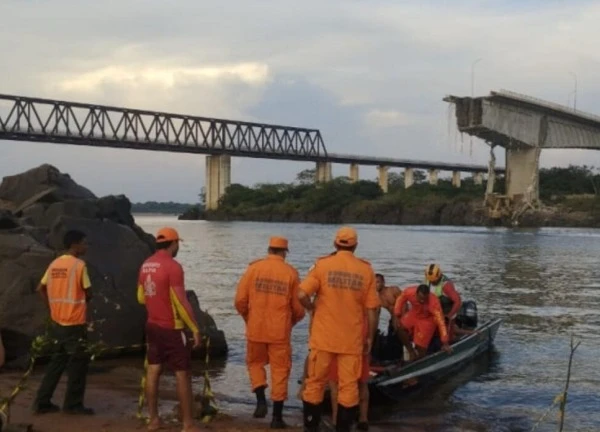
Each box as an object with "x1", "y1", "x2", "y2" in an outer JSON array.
[{"x1": 0, "y1": 94, "x2": 328, "y2": 158}]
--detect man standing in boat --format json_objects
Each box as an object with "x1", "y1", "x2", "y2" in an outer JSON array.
[
  {"x1": 425, "y1": 264, "x2": 462, "y2": 341},
  {"x1": 298, "y1": 227, "x2": 380, "y2": 432},
  {"x1": 394, "y1": 284, "x2": 452, "y2": 361}
]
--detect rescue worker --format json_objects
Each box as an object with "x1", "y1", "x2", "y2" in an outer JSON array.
[
  {"x1": 298, "y1": 227, "x2": 380, "y2": 432},
  {"x1": 424, "y1": 264, "x2": 462, "y2": 340},
  {"x1": 137, "y1": 227, "x2": 202, "y2": 432},
  {"x1": 394, "y1": 284, "x2": 452, "y2": 361},
  {"x1": 234, "y1": 236, "x2": 305, "y2": 429},
  {"x1": 33, "y1": 230, "x2": 94, "y2": 415},
  {"x1": 373, "y1": 274, "x2": 404, "y2": 362},
  {"x1": 328, "y1": 310, "x2": 370, "y2": 431}
]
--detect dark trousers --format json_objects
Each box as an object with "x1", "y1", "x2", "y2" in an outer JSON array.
[{"x1": 34, "y1": 322, "x2": 90, "y2": 410}]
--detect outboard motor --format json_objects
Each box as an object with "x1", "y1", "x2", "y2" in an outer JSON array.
[{"x1": 456, "y1": 300, "x2": 478, "y2": 329}]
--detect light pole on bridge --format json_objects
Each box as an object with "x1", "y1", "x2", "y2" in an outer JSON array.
[
  {"x1": 471, "y1": 58, "x2": 483, "y2": 97},
  {"x1": 568, "y1": 71, "x2": 577, "y2": 111}
]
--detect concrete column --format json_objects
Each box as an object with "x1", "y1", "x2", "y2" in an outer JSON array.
[
  {"x1": 452, "y1": 171, "x2": 461, "y2": 188},
  {"x1": 473, "y1": 172, "x2": 483, "y2": 185},
  {"x1": 377, "y1": 166, "x2": 389, "y2": 193},
  {"x1": 205, "y1": 154, "x2": 231, "y2": 210},
  {"x1": 404, "y1": 167, "x2": 414, "y2": 189},
  {"x1": 505, "y1": 146, "x2": 541, "y2": 203},
  {"x1": 316, "y1": 161, "x2": 332, "y2": 183},
  {"x1": 349, "y1": 163, "x2": 359, "y2": 183},
  {"x1": 428, "y1": 169, "x2": 439, "y2": 185}
]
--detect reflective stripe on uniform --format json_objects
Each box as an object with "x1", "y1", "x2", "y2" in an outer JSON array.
[{"x1": 48, "y1": 261, "x2": 86, "y2": 305}]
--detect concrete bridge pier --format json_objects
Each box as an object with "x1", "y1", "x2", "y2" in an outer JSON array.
[
  {"x1": 316, "y1": 161, "x2": 332, "y2": 183},
  {"x1": 378, "y1": 166, "x2": 389, "y2": 193},
  {"x1": 473, "y1": 172, "x2": 483, "y2": 185},
  {"x1": 452, "y1": 171, "x2": 461, "y2": 188},
  {"x1": 428, "y1": 169, "x2": 439, "y2": 185},
  {"x1": 404, "y1": 168, "x2": 414, "y2": 188},
  {"x1": 506, "y1": 146, "x2": 540, "y2": 203},
  {"x1": 205, "y1": 154, "x2": 231, "y2": 210},
  {"x1": 349, "y1": 163, "x2": 359, "y2": 182}
]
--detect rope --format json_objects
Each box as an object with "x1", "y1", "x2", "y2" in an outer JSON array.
[
  {"x1": 0, "y1": 332, "x2": 218, "y2": 430},
  {"x1": 530, "y1": 392, "x2": 565, "y2": 432}
]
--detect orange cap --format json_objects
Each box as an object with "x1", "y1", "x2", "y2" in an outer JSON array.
[
  {"x1": 156, "y1": 227, "x2": 182, "y2": 243},
  {"x1": 334, "y1": 226, "x2": 358, "y2": 247},
  {"x1": 269, "y1": 236, "x2": 289, "y2": 250}
]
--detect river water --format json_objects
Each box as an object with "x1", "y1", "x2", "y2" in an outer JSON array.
[{"x1": 135, "y1": 215, "x2": 600, "y2": 432}]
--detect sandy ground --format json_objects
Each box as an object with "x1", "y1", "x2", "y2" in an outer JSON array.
[{"x1": 0, "y1": 362, "x2": 304, "y2": 432}]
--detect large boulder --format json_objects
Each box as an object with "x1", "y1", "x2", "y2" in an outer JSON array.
[{"x1": 0, "y1": 165, "x2": 227, "y2": 366}]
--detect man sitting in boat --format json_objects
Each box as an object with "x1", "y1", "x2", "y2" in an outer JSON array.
[
  {"x1": 371, "y1": 274, "x2": 404, "y2": 362},
  {"x1": 393, "y1": 284, "x2": 453, "y2": 361}
]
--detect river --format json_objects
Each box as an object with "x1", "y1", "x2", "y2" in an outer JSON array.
[{"x1": 134, "y1": 215, "x2": 600, "y2": 432}]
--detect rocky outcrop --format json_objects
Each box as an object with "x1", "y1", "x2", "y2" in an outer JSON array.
[{"x1": 0, "y1": 165, "x2": 227, "y2": 366}]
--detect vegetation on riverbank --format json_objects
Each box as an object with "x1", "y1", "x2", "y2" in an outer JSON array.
[
  {"x1": 132, "y1": 200, "x2": 200, "y2": 214},
  {"x1": 180, "y1": 165, "x2": 600, "y2": 227}
]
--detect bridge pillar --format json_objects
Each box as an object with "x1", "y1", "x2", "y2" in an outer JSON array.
[
  {"x1": 316, "y1": 161, "x2": 332, "y2": 183},
  {"x1": 377, "y1": 166, "x2": 389, "y2": 193},
  {"x1": 404, "y1": 168, "x2": 414, "y2": 188},
  {"x1": 473, "y1": 172, "x2": 483, "y2": 185},
  {"x1": 205, "y1": 155, "x2": 231, "y2": 210},
  {"x1": 506, "y1": 147, "x2": 540, "y2": 203},
  {"x1": 349, "y1": 163, "x2": 359, "y2": 183},
  {"x1": 452, "y1": 171, "x2": 461, "y2": 188},
  {"x1": 428, "y1": 169, "x2": 439, "y2": 185}
]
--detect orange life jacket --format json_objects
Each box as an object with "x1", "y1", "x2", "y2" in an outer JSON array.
[{"x1": 45, "y1": 255, "x2": 89, "y2": 326}]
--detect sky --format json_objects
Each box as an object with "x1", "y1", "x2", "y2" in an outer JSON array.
[{"x1": 2, "y1": 0, "x2": 600, "y2": 202}]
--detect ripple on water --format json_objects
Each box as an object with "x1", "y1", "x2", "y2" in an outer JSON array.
[{"x1": 135, "y1": 217, "x2": 600, "y2": 431}]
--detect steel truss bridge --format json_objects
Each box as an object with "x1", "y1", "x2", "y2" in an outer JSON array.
[{"x1": 0, "y1": 94, "x2": 503, "y2": 173}]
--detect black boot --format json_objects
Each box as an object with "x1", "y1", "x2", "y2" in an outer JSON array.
[
  {"x1": 335, "y1": 404, "x2": 358, "y2": 432},
  {"x1": 253, "y1": 385, "x2": 268, "y2": 418},
  {"x1": 302, "y1": 400, "x2": 322, "y2": 432},
  {"x1": 270, "y1": 400, "x2": 287, "y2": 429}
]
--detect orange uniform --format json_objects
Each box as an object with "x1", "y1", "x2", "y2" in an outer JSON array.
[
  {"x1": 394, "y1": 285, "x2": 448, "y2": 350},
  {"x1": 41, "y1": 254, "x2": 92, "y2": 326},
  {"x1": 301, "y1": 250, "x2": 380, "y2": 408},
  {"x1": 234, "y1": 246, "x2": 305, "y2": 402}
]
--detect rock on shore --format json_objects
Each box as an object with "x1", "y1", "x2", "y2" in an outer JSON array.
[{"x1": 0, "y1": 164, "x2": 227, "y2": 366}]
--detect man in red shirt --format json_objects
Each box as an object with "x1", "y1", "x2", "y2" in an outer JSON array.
[
  {"x1": 394, "y1": 284, "x2": 452, "y2": 361},
  {"x1": 425, "y1": 264, "x2": 463, "y2": 341},
  {"x1": 137, "y1": 227, "x2": 202, "y2": 432}
]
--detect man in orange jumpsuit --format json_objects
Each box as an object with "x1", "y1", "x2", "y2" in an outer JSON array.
[
  {"x1": 394, "y1": 284, "x2": 452, "y2": 361},
  {"x1": 234, "y1": 236, "x2": 305, "y2": 429},
  {"x1": 328, "y1": 312, "x2": 370, "y2": 431},
  {"x1": 137, "y1": 227, "x2": 202, "y2": 432},
  {"x1": 298, "y1": 227, "x2": 380, "y2": 432}
]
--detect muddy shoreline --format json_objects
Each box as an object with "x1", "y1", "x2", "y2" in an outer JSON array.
[{"x1": 1, "y1": 360, "x2": 303, "y2": 432}]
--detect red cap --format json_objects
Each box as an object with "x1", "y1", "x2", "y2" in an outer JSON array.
[{"x1": 156, "y1": 227, "x2": 182, "y2": 243}]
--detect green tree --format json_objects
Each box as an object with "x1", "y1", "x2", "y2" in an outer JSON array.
[{"x1": 295, "y1": 168, "x2": 316, "y2": 185}]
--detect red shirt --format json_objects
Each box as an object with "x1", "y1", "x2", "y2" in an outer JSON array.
[{"x1": 137, "y1": 250, "x2": 199, "y2": 333}]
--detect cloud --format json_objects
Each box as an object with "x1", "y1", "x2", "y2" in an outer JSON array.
[{"x1": 1, "y1": 0, "x2": 600, "y2": 202}]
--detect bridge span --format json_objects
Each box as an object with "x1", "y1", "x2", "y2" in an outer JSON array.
[
  {"x1": 445, "y1": 89, "x2": 600, "y2": 207},
  {"x1": 0, "y1": 93, "x2": 503, "y2": 209}
]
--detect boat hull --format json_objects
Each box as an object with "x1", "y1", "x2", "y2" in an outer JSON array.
[{"x1": 369, "y1": 318, "x2": 502, "y2": 404}]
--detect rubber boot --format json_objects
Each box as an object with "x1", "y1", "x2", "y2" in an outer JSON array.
[
  {"x1": 335, "y1": 404, "x2": 358, "y2": 432},
  {"x1": 253, "y1": 386, "x2": 268, "y2": 418},
  {"x1": 302, "y1": 400, "x2": 322, "y2": 432},
  {"x1": 270, "y1": 400, "x2": 287, "y2": 429}
]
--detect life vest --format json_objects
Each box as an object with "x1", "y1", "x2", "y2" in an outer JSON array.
[
  {"x1": 428, "y1": 274, "x2": 454, "y2": 316},
  {"x1": 46, "y1": 255, "x2": 88, "y2": 326}
]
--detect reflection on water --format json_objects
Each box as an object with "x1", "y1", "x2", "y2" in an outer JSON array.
[{"x1": 134, "y1": 217, "x2": 600, "y2": 432}]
